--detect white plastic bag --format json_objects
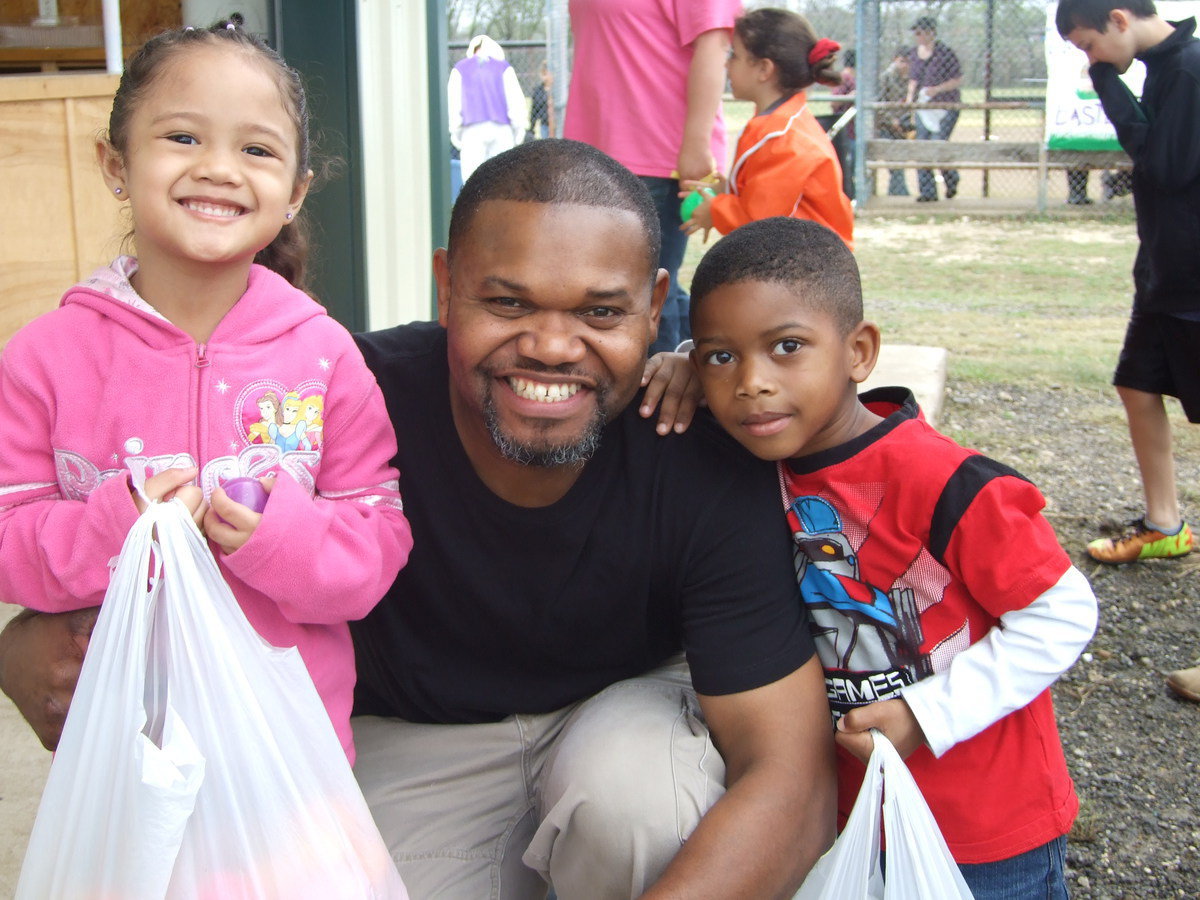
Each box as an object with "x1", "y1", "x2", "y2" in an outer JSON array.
[
  {"x1": 17, "y1": 499, "x2": 407, "y2": 899},
  {"x1": 794, "y1": 731, "x2": 973, "y2": 900},
  {"x1": 915, "y1": 88, "x2": 948, "y2": 132}
]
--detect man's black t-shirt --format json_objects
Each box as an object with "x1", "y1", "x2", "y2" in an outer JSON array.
[{"x1": 351, "y1": 322, "x2": 814, "y2": 724}]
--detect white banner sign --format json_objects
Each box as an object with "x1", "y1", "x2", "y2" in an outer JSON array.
[{"x1": 1044, "y1": 2, "x2": 1199, "y2": 150}]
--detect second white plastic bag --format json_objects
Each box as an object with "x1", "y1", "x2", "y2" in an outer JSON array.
[{"x1": 794, "y1": 731, "x2": 973, "y2": 900}]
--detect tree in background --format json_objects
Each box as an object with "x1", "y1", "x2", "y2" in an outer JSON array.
[{"x1": 447, "y1": 0, "x2": 547, "y2": 41}]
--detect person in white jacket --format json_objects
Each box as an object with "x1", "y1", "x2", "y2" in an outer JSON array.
[{"x1": 448, "y1": 35, "x2": 527, "y2": 181}]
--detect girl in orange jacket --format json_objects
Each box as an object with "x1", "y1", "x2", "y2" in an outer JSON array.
[{"x1": 682, "y1": 8, "x2": 854, "y2": 248}]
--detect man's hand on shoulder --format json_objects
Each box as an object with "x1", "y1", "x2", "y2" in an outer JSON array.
[
  {"x1": 640, "y1": 351, "x2": 704, "y2": 435},
  {"x1": 0, "y1": 607, "x2": 97, "y2": 750}
]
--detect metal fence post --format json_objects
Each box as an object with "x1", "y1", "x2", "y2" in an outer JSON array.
[
  {"x1": 1037, "y1": 107, "x2": 1049, "y2": 213},
  {"x1": 854, "y1": 0, "x2": 880, "y2": 204}
]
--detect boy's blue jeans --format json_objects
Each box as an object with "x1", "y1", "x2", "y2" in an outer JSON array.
[
  {"x1": 640, "y1": 176, "x2": 691, "y2": 355},
  {"x1": 882, "y1": 834, "x2": 1068, "y2": 899},
  {"x1": 958, "y1": 835, "x2": 1069, "y2": 900}
]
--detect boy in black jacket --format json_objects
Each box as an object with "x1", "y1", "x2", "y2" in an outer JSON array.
[{"x1": 1057, "y1": 0, "x2": 1200, "y2": 701}]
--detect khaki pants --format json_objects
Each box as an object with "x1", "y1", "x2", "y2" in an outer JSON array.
[{"x1": 352, "y1": 657, "x2": 726, "y2": 900}]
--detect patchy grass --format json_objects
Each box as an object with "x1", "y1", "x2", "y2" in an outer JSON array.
[
  {"x1": 681, "y1": 214, "x2": 1140, "y2": 390},
  {"x1": 856, "y1": 216, "x2": 1136, "y2": 390},
  {"x1": 1068, "y1": 796, "x2": 1104, "y2": 843}
]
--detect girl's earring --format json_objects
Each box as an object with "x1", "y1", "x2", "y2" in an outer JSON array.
[
  {"x1": 114, "y1": 187, "x2": 123, "y2": 195},
  {"x1": 285, "y1": 211, "x2": 294, "y2": 221}
]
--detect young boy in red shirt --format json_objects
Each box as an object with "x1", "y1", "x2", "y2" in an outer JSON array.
[{"x1": 687, "y1": 217, "x2": 1098, "y2": 898}]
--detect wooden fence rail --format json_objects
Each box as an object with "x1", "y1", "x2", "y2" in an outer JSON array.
[{"x1": 850, "y1": 99, "x2": 1132, "y2": 210}]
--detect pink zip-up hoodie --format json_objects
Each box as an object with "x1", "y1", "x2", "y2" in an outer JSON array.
[{"x1": 0, "y1": 258, "x2": 413, "y2": 762}]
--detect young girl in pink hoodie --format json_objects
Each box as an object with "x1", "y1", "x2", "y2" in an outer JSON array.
[{"x1": 0, "y1": 21, "x2": 413, "y2": 764}]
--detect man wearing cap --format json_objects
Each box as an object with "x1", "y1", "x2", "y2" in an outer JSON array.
[{"x1": 905, "y1": 16, "x2": 963, "y2": 202}]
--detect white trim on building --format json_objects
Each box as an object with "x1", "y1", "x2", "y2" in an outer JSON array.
[{"x1": 357, "y1": 1, "x2": 436, "y2": 329}]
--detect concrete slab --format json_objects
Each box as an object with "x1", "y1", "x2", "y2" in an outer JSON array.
[{"x1": 860, "y1": 343, "x2": 948, "y2": 427}]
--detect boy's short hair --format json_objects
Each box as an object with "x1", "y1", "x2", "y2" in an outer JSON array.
[
  {"x1": 448, "y1": 138, "x2": 660, "y2": 277},
  {"x1": 690, "y1": 218, "x2": 863, "y2": 336},
  {"x1": 1056, "y1": 0, "x2": 1157, "y2": 36}
]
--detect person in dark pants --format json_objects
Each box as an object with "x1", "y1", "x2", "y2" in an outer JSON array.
[
  {"x1": 1058, "y1": 0, "x2": 1200, "y2": 699},
  {"x1": 878, "y1": 47, "x2": 914, "y2": 196},
  {"x1": 831, "y1": 48, "x2": 857, "y2": 200},
  {"x1": 906, "y1": 16, "x2": 963, "y2": 202},
  {"x1": 528, "y1": 61, "x2": 555, "y2": 140},
  {"x1": 1066, "y1": 167, "x2": 1094, "y2": 203}
]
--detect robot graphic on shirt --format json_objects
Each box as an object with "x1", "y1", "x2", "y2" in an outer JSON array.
[{"x1": 788, "y1": 495, "x2": 932, "y2": 717}]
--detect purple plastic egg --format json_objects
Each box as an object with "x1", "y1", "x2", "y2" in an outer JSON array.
[{"x1": 219, "y1": 477, "x2": 268, "y2": 520}]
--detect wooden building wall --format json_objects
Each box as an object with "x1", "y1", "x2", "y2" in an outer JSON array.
[
  {"x1": 0, "y1": 72, "x2": 121, "y2": 347},
  {"x1": 2, "y1": 0, "x2": 181, "y2": 51}
]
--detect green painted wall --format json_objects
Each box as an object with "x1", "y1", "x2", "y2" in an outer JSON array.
[
  {"x1": 277, "y1": 2, "x2": 451, "y2": 325},
  {"x1": 278, "y1": 2, "x2": 366, "y2": 330}
]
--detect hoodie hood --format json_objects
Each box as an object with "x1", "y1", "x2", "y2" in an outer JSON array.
[
  {"x1": 62, "y1": 257, "x2": 327, "y2": 351},
  {"x1": 467, "y1": 34, "x2": 505, "y2": 61}
]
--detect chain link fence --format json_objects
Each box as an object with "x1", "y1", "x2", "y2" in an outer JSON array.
[
  {"x1": 444, "y1": 0, "x2": 571, "y2": 137},
  {"x1": 792, "y1": 0, "x2": 1134, "y2": 214},
  {"x1": 443, "y1": 0, "x2": 1133, "y2": 214}
]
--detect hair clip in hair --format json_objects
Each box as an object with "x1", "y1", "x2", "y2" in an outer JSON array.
[
  {"x1": 226, "y1": 22, "x2": 236, "y2": 30},
  {"x1": 808, "y1": 38, "x2": 841, "y2": 66},
  {"x1": 184, "y1": 25, "x2": 195, "y2": 31}
]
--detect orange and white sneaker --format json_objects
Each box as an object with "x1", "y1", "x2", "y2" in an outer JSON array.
[{"x1": 1086, "y1": 520, "x2": 1193, "y2": 564}]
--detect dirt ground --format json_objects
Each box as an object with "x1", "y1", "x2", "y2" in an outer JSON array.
[{"x1": 938, "y1": 381, "x2": 1200, "y2": 899}]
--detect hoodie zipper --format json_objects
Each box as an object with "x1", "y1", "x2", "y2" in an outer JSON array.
[{"x1": 194, "y1": 343, "x2": 210, "y2": 472}]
